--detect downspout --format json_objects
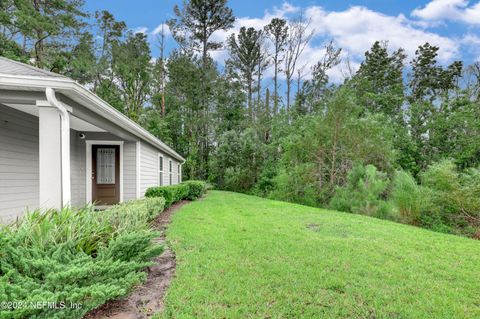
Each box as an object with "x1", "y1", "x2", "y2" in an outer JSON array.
[{"x1": 45, "y1": 87, "x2": 71, "y2": 207}]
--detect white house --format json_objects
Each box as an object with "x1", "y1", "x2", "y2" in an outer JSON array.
[{"x1": 0, "y1": 57, "x2": 184, "y2": 222}]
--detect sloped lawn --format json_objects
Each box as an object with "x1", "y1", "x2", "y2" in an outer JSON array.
[{"x1": 159, "y1": 191, "x2": 480, "y2": 318}]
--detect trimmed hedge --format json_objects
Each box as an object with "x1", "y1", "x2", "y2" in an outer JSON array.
[
  {"x1": 0, "y1": 197, "x2": 166, "y2": 319},
  {"x1": 145, "y1": 180, "x2": 207, "y2": 206}
]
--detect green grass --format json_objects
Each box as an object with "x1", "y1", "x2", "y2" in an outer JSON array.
[{"x1": 159, "y1": 191, "x2": 480, "y2": 318}]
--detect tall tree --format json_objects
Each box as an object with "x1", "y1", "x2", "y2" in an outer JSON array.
[
  {"x1": 227, "y1": 27, "x2": 262, "y2": 118},
  {"x1": 153, "y1": 23, "x2": 168, "y2": 116},
  {"x1": 67, "y1": 32, "x2": 96, "y2": 84},
  {"x1": 255, "y1": 30, "x2": 270, "y2": 117},
  {"x1": 168, "y1": 0, "x2": 235, "y2": 68},
  {"x1": 284, "y1": 14, "x2": 313, "y2": 111},
  {"x1": 94, "y1": 10, "x2": 126, "y2": 91},
  {"x1": 111, "y1": 32, "x2": 152, "y2": 121},
  {"x1": 301, "y1": 40, "x2": 341, "y2": 113},
  {"x1": 168, "y1": 0, "x2": 235, "y2": 179},
  {"x1": 264, "y1": 18, "x2": 288, "y2": 114},
  {"x1": 408, "y1": 42, "x2": 463, "y2": 172},
  {"x1": 354, "y1": 41, "x2": 406, "y2": 122},
  {"x1": 15, "y1": 0, "x2": 87, "y2": 68}
]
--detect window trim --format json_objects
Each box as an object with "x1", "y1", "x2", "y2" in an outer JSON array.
[
  {"x1": 177, "y1": 164, "x2": 181, "y2": 183},
  {"x1": 169, "y1": 159, "x2": 173, "y2": 185},
  {"x1": 158, "y1": 154, "x2": 164, "y2": 186}
]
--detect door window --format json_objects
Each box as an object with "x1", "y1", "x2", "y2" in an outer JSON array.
[{"x1": 97, "y1": 148, "x2": 116, "y2": 184}]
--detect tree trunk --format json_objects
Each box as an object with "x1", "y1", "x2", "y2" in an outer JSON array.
[
  {"x1": 248, "y1": 76, "x2": 253, "y2": 118},
  {"x1": 286, "y1": 75, "x2": 291, "y2": 111},
  {"x1": 273, "y1": 52, "x2": 278, "y2": 114},
  {"x1": 256, "y1": 59, "x2": 262, "y2": 120}
]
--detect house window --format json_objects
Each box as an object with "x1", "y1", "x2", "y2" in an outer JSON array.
[
  {"x1": 178, "y1": 164, "x2": 181, "y2": 183},
  {"x1": 169, "y1": 160, "x2": 173, "y2": 185},
  {"x1": 158, "y1": 155, "x2": 164, "y2": 186}
]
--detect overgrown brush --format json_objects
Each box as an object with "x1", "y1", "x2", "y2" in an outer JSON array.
[
  {"x1": 0, "y1": 197, "x2": 165, "y2": 318},
  {"x1": 330, "y1": 163, "x2": 393, "y2": 219},
  {"x1": 390, "y1": 170, "x2": 431, "y2": 224}
]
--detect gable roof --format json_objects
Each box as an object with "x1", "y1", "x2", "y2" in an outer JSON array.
[{"x1": 0, "y1": 57, "x2": 185, "y2": 162}]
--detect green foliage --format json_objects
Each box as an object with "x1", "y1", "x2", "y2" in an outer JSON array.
[
  {"x1": 211, "y1": 128, "x2": 266, "y2": 192},
  {"x1": 353, "y1": 41, "x2": 406, "y2": 122},
  {"x1": 390, "y1": 170, "x2": 430, "y2": 224},
  {"x1": 111, "y1": 32, "x2": 152, "y2": 121},
  {"x1": 227, "y1": 26, "x2": 262, "y2": 115},
  {"x1": 330, "y1": 164, "x2": 392, "y2": 219},
  {"x1": 182, "y1": 180, "x2": 208, "y2": 200},
  {"x1": 145, "y1": 181, "x2": 207, "y2": 206},
  {"x1": 421, "y1": 159, "x2": 459, "y2": 192},
  {"x1": 0, "y1": 197, "x2": 165, "y2": 318},
  {"x1": 419, "y1": 160, "x2": 480, "y2": 237},
  {"x1": 269, "y1": 88, "x2": 395, "y2": 207}
]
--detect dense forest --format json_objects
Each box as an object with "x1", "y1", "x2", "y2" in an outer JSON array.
[{"x1": 1, "y1": 0, "x2": 480, "y2": 238}]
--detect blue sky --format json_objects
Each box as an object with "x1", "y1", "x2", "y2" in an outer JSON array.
[{"x1": 84, "y1": 0, "x2": 480, "y2": 81}]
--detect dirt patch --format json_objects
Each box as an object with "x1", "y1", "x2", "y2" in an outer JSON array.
[{"x1": 84, "y1": 200, "x2": 190, "y2": 319}]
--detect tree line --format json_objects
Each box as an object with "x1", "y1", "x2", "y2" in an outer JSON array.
[{"x1": 1, "y1": 0, "x2": 480, "y2": 237}]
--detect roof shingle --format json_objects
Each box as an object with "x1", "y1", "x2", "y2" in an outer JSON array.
[{"x1": 0, "y1": 57, "x2": 67, "y2": 78}]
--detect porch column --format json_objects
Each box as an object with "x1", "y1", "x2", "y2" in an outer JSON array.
[{"x1": 38, "y1": 101, "x2": 71, "y2": 209}]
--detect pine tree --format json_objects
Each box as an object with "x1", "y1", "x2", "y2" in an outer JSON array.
[
  {"x1": 168, "y1": 0, "x2": 235, "y2": 179},
  {"x1": 354, "y1": 41, "x2": 406, "y2": 122},
  {"x1": 265, "y1": 18, "x2": 288, "y2": 114},
  {"x1": 111, "y1": 32, "x2": 152, "y2": 121},
  {"x1": 227, "y1": 27, "x2": 262, "y2": 118}
]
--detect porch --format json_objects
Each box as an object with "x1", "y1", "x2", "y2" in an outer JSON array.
[{"x1": 0, "y1": 89, "x2": 139, "y2": 222}]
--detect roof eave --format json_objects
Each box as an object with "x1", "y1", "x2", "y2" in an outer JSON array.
[{"x1": 0, "y1": 73, "x2": 185, "y2": 163}]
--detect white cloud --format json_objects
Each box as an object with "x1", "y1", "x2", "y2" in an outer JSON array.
[
  {"x1": 210, "y1": 3, "x2": 459, "y2": 83},
  {"x1": 155, "y1": 2, "x2": 465, "y2": 83},
  {"x1": 133, "y1": 26, "x2": 148, "y2": 34},
  {"x1": 412, "y1": 0, "x2": 480, "y2": 24},
  {"x1": 460, "y1": 34, "x2": 480, "y2": 60},
  {"x1": 306, "y1": 6, "x2": 458, "y2": 62},
  {"x1": 152, "y1": 23, "x2": 172, "y2": 37}
]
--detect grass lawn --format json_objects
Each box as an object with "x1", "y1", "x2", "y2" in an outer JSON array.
[{"x1": 158, "y1": 191, "x2": 480, "y2": 318}]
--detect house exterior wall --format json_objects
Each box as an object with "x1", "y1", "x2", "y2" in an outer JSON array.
[
  {"x1": 139, "y1": 141, "x2": 181, "y2": 197},
  {"x1": 123, "y1": 142, "x2": 136, "y2": 201},
  {"x1": 0, "y1": 105, "x2": 182, "y2": 221},
  {"x1": 0, "y1": 104, "x2": 39, "y2": 222},
  {"x1": 70, "y1": 131, "x2": 137, "y2": 206},
  {"x1": 70, "y1": 130, "x2": 86, "y2": 207},
  {"x1": 140, "y1": 142, "x2": 158, "y2": 196}
]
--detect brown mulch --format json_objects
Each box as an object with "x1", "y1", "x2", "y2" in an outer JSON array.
[{"x1": 83, "y1": 200, "x2": 190, "y2": 319}]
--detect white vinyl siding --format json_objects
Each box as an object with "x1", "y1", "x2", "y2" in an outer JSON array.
[
  {"x1": 0, "y1": 104, "x2": 39, "y2": 222},
  {"x1": 70, "y1": 130, "x2": 86, "y2": 207},
  {"x1": 140, "y1": 142, "x2": 160, "y2": 196},
  {"x1": 122, "y1": 141, "x2": 136, "y2": 201}
]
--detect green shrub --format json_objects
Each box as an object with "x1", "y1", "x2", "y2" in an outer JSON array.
[
  {"x1": 421, "y1": 159, "x2": 460, "y2": 193},
  {"x1": 419, "y1": 160, "x2": 480, "y2": 237},
  {"x1": 145, "y1": 187, "x2": 172, "y2": 206},
  {"x1": 145, "y1": 181, "x2": 207, "y2": 205},
  {"x1": 330, "y1": 163, "x2": 392, "y2": 219},
  {"x1": 183, "y1": 180, "x2": 207, "y2": 200},
  {"x1": 0, "y1": 197, "x2": 165, "y2": 318},
  {"x1": 269, "y1": 166, "x2": 320, "y2": 207},
  {"x1": 391, "y1": 170, "x2": 431, "y2": 224}
]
